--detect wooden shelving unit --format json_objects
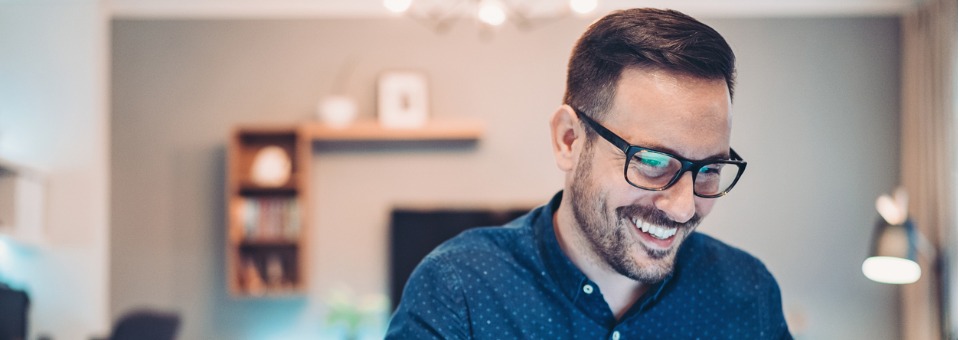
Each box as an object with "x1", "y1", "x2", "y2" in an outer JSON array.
[
  {"x1": 226, "y1": 126, "x2": 311, "y2": 297},
  {"x1": 225, "y1": 119, "x2": 483, "y2": 298}
]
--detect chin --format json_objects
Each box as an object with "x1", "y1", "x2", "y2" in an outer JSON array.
[{"x1": 623, "y1": 228, "x2": 691, "y2": 283}]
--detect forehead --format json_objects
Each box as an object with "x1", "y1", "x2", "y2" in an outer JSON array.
[{"x1": 604, "y1": 68, "x2": 732, "y2": 159}]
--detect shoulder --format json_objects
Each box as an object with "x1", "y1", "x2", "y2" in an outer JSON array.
[
  {"x1": 666, "y1": 233, "x2": 791, "y2": 338},
  {"x1": 406, "y1": 212, "x2": 545, "y2": 295},
  {"x1": 389, "y1": 214, "x2": 537, "y2": 319},
  {"x1": 424, "y1": 214, "x2": 535, "y2": 265}
]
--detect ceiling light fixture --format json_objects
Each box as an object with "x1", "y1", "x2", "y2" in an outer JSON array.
[
  {"x1": 384, "y1": 0, "x2": 599, "y2": 35},
  {"x1": 384, "y1": 0, "x2": 414, "y2": 13}
]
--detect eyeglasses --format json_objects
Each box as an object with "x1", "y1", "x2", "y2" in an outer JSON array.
[{"x1": 572, "y1": 107, "x2": 747, "y2": 198}]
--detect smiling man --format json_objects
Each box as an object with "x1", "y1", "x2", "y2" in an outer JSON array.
[{"x1": 387, "y1": 8, "x2": 791, "y2": 339}]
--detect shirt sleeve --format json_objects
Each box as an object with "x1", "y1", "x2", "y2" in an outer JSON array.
[
  {"x1": 760, "y1": 266, "x2": 793, "y2": 340},
  {"x1": 385, "y1": 253, "x2": 470, "y2": 339}
]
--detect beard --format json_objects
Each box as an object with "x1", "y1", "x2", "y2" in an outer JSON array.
[{"x1": 569, "y1": 143, "x2": 701, "y2": 284}]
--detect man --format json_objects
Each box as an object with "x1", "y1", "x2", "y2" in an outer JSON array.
[{"x1": 386, "y1": 8, "x2": 791, "y2": 339}]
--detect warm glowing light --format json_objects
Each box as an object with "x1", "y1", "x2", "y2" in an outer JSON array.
[
  {"x1": 383, "y1": 0, "x2": 413, "y2": 13},
  {"x1": 478, "y1": 0, "x2": 507, "y2": 26},
  {"x1": 862, "y1": 256, "x2": 922, "y2": 284},
  {"x1": 569, "y1": 0, "x2": 597, "y2": 14}
]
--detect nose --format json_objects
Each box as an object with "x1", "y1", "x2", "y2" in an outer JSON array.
[{"x1": 653, "y1": 172, "x2": 697, "y2": 223}]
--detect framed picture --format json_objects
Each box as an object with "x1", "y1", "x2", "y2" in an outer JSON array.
[{"x1": 378, "y1": 71, "x2": 429, "y2": 128}]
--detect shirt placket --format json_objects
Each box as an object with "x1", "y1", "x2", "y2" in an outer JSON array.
[{"x1": 572, "y1": 277, "x2": 617, "y2": 329}]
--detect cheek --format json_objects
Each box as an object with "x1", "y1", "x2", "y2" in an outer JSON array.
[{"x1": 600, "y1": 175, "x2": 643, "y2": 208}]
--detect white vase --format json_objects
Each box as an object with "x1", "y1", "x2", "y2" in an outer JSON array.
[{"x1": 318, "y1": 95, "x2": 358, "y2": 128}]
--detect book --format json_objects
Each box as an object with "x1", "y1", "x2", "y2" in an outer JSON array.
[{"x1": 241, "y1": 197, "x2": 300, "y2": 241}]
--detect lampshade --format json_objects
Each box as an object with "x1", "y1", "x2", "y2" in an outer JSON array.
[{"x1": 862, "y1": 219, "x2": 922, "y2": 284}]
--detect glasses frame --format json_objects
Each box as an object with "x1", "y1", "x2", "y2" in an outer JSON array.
[{"x1": 572, "y1": 106, "x2": 747, "y2": 198}]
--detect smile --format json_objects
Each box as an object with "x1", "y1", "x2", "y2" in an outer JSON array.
[{"x1": 632, "y1": 218, "x2": 678, "y2": 240}]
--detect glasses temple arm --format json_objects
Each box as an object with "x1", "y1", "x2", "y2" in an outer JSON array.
[{"x1": 730, "y1": 148, "x2": 743, "y2": 161}]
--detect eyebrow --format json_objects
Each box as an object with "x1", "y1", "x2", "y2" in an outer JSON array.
[{"x1": 574, "y1": 106, "x2": 731, "y2": 162}]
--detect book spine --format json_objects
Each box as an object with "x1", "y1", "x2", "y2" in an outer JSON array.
[{"x1": 243, "y1": 197, "x2": 300, "y2": 241}]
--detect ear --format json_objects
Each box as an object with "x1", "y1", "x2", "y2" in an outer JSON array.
[{"x1": 550, "y1": 105, "x2": 583, "y2": 172}]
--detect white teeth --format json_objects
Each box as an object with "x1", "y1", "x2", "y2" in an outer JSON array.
[{"x1": 633, "y1": 219, "x2": 677, "y2": 240}]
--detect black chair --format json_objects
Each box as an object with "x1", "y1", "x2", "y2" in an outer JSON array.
[
  {"x1": 108, "y1": 309, "x2": 180, "y2": 340},
  {"x1": 0, "y1": 283, "x2": 29, "y2": 340}
]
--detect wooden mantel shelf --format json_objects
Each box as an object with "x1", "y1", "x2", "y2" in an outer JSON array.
[{"x1": 302, "y1": 120, "x2": 485, "y2": 142}]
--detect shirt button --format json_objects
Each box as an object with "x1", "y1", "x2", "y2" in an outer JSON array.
[
  {"x1": 582, "y1": 284, "x2": 594, "y2": 294},
  {"x1": 612, "y1": 331, "x2": 621, "y2": 340}
]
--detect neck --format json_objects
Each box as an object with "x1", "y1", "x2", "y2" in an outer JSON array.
[{"x1": 553, "y1": 199, "x2": 648, "y2": 320}]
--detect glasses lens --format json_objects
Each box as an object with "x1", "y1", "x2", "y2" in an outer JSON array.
[
  {"x1": 626, "y1": 150, "x2": 682, "y2": 189},
  {"x1": 693, "y1": 163, "x2": 741, "y2": 196}
]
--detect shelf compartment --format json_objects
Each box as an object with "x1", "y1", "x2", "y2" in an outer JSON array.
[
  {"x1": 234, "y1": 129, "x2": 301, "y2": 189},
  {"x1": 234, "y1": 244, "x2": 301, "y2": 296}
]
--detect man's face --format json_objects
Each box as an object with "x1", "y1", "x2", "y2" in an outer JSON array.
[{"x1": 569, "y1": 68, "x2": 732, "y2": 283}]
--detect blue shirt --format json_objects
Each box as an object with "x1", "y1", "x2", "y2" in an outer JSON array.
[{"x1": 386, "y1": 192, "x2": 792, "y2": 339}]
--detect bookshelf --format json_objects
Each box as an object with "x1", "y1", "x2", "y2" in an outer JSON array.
[
  {"x1": 227, "y1": 126, "x2": 311, "y2": 297},
  {"x1": 225, "y1": 120, "x2": 484, "y2": 297}
]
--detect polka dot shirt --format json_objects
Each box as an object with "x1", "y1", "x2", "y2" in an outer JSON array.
[{"x1": 386, "y1": 192, "x2": 792, "y2": 339}]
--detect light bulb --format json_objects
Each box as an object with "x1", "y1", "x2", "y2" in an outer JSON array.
[
  {"x1": 862, "y1": 256, "x2": 922, "y2": 284},
  {"x1": 569, "y1": 0, "x2": 597, "y2": 14},
  {"x1": 384, "y1": 0, "x2": 413, "y2": 13},
  {"x1": 478, "y1": 0, "x2": 507, "y2": 26}
]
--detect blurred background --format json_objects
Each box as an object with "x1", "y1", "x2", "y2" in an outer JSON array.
[{"x1": 0, "y1": 0, "x2": 956, "y2": 339}]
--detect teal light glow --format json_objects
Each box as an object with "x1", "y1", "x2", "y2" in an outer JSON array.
[
  {"x1": 0, "y1": 236, "x2": 12, "y2": 283},
  {"x1": 0, "y1": 235, "x2": 36, "y2": 285},
  {"x1": 0, "y1": 236, "x2": 9, "y2": 265},
  {"x1": 640, "y1": 151, "x2": 671, "y2": 168}
]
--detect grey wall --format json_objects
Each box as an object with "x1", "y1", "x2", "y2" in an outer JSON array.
[{"x1": 111, "y1": 16, "x2": 901, "y2": 339}]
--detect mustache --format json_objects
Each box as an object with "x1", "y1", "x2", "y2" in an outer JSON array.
[{"x1": 616, "y1": 204, "x2": 701, "y2": 230}]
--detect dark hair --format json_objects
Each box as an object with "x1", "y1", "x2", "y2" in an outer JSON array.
[{"x1": 563, "y1": 8, "x2": 736, "y2": 122}]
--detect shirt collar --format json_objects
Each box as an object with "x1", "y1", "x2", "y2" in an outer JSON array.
[{"x1": 533, "y1": 191, "x2": 675, "y2": 309}]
